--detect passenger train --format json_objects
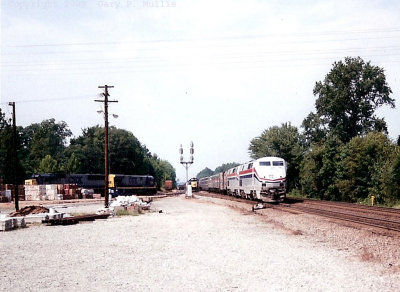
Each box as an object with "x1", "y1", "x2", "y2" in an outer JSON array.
[{"x1": 199, "y1": 157, "x2": 287, "y2": 203}]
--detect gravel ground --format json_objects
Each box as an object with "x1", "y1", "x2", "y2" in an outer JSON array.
[{"x1": 1, "y1": 195, "x2": 400, "y2": 291}]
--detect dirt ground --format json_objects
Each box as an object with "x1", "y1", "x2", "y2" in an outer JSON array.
[{"x1": 1, "y1": 195, "x2": 400, "y2": 291}]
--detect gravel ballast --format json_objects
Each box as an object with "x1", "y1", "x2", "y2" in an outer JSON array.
[{"x1": 1, "y1": 195, "x2": 400, "y2": 291}]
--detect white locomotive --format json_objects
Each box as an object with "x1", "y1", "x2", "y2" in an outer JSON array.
[{"x1": 199, "y1": 156, "x2": 287, "y2": 203}]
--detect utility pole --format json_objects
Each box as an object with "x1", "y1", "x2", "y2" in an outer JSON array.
[
  {"x1": 9, "y1": 102, "x2": 18, "y2": 211},
  {"x1": 95, "y1": 85, "x2": 117, "y2": 208}
]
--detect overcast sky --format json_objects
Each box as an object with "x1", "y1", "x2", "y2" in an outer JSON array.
[{"x1": 1, "y1": 0, "x2": 400, "y2": 182}]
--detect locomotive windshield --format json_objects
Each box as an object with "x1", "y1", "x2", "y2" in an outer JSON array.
[{"x1": 259, "y1": 161, "x2": 284, "y2": 166}]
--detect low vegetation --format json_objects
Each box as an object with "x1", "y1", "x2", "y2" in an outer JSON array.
[{"x1": 115, "y1": 209, "x2": 141, "y2": 216}]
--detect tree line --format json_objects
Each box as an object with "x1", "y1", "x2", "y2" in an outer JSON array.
[
  {"x1": 196, "y1": 57, "x2": 399, "y2": 206},
  {"x1": 197, "y1": 162, "x2": 240, "y2": 179},
  {"x1": 0, "y1": 118, "x2": 176, "y2": 189},
  {"x1": 249, "y1": 57, "x2": 400, "y2": 206}
]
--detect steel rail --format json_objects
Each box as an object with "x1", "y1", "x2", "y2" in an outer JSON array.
[
  {"x1": 299, "y1": 202, "x2": 400, "y2": 222},
  {"x1": 292, "y1": 197, "x2": 400, "y2": 215},
  {"x1": 281, "y1": 204, "x2": 400, "y2": 233}
]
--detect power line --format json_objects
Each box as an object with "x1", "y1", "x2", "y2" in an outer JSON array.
[
  {"x1": 3, "y1": 45, "x2": 400, "y2": 68},
  {"x1": 3, "y1": 34, "x2": 400, "y2": 58},
  {"x1": 3, "y1": 51, "x2": 400, "y2": 74},
  {"x1": 2, "y1": 29, "x2": 400, "y2": 75},
  {"x1": 0, "y1": 95, "x2": 94, "y2": 105},
  {"x1": 7, "y1": 27, "x2": 400, "y2": 48}
]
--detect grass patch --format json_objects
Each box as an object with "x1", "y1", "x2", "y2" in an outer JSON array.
[
  {"x1": 287, "y1": 189, "x2": 308, "y2": 199},
  {"x1": 116, "y1": 209, "x2": 141, "y2": 216}
]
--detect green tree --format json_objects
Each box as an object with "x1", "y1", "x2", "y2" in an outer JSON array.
[
  {"x1": 299, "y1": 144, "x2": 324, "y2": 199},
  {"x1": 21, "y1": 119, "x2": 72, "y2": 174},
  {"x1": 301, "y1": 112, "x2": 327, "y2": 146},
  {"x1": 62, "y1": 153, "x2": 80, "y2": 173},
  {"x1": 249, "y1": 122, "x2": 304, "y2": 190},
  {"x1": 108, "y1": 127, "x2": 152, "y2": 175},
  {"x1": 300, "y1": 137, "x2": 343, "y2": 200},
  {"x1": 0, "y1": 109, "x2": 11, "y2": 182},
  {"x1": 393, "y1": 153, "x2": 400, "y2": 187},
  {"x1": 0, "y1": 109, "x2": 26, "y2": 184},
  {"x1": 36, "y1": 155, "x2": 59, "y2": 173},
  {"x1": 150, "y1": 156, "x2": 176, "y2": 189},
  {"x1": 66, "y1": 126, "x2": 104, "y2": 173},
  {"x1": 66, "y1": 125, "x2": 176, "y2": 189},
  {"x1": 335, "y1": 132, "x2": 393, "y2": 203},
  {"x1": 373, "y1": 149, "x2": 400, "y2": 206},
  {"x1": 305, "y1": 57, "x2": 394, "y2": 144},
  {"x1": 197, "y1": 167, "x2": 214, "y2": 179},
  {"x1": 197, "y1": 163, "x2": 240, "y2": 179},
  {"x1": 214, "y1": 162, "x2": 240, "y2": 173}
]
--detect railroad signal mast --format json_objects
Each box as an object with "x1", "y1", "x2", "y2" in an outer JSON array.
[{"x1": 179, "y1": 141, "x2": 194, "y2": 192}]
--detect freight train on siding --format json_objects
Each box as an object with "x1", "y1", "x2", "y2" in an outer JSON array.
[
  {"x1": 199, "y1": 156, "x2": 287, "y2": 203},
  {"x1": 31, "y1": 173, "x2": 157, "y2": 195}
]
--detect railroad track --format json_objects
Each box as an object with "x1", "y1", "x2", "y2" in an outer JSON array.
[
  {"x1": 277, "y1": 204, "x2": 400, "y2": 232},
  {"x1": 196, "y1": 191, "x2": 400, "y2": 233},
  {"x1": 296, "y1": 198, "x2": 400, "y2": 219}
]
